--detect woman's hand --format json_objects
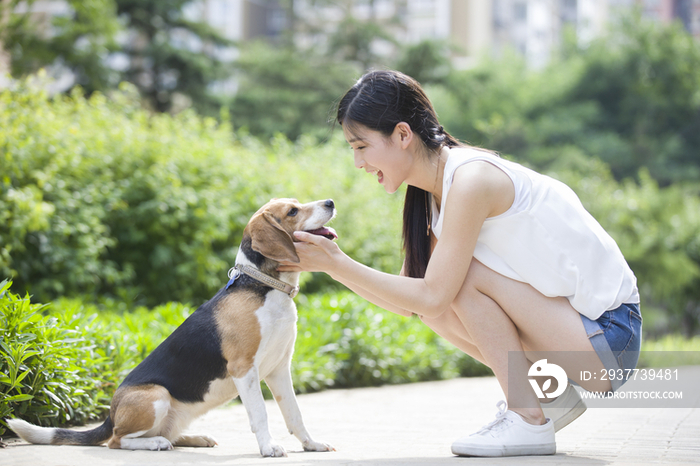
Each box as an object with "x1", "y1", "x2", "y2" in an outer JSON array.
[{"x1": 277, "y1": 231, "x2": 343, "y2": 273}]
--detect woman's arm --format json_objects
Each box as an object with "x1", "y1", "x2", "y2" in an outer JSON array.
[
  {"x1": 284, "y1": 162, "x2": 514, "y2": 318},
  {"x1": 314, "y1": 259, "x2": 414, "y2": 317},
  {"x1": 334, "y1": 279, "x2": 414, "y2": 317}
]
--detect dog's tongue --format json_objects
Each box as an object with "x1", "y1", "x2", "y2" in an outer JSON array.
[{"x1": 306, "y1": 227, "x2": 338, "y2": 241}]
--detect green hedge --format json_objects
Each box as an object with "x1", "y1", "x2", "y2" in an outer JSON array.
[
  {"x1": 1, "y1": 281, "x2": 491, "y2": 435},
  {"x1": 2, "y1": 75, "x2": 700, "y2": 335},
  {"x1": 0, "y1": 280, "x2": 116, "y2": 435},
  {"x1": 0, "y1": 78, "x2": 403, "y2": 306}
]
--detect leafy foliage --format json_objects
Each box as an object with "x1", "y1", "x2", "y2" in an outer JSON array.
[
  {"x1": 431, "y1": 14, "x2": 700, "y2": 185},
  {"x1": 0, "y1": 282, "x2": 198, "y2": 435},
  {"x1": 0, "y1": 79, "x2": 249, "y2": 304},
  {"x1": 564, "y1": 15, "x2": 700, "y2": 183},
  {"x1": 395, "y1": 39, "x2": 454, "y2": 86},
  {"x1": 114, "y1": 0, "x2": 234, "y2": 114},
  {"x1": 0, "y1": 280, "x2": 116, "y2": 435},
  {"x1": 2, "y1": 73, "x2": 700, "y2": 332},
  {"x1": 5, "y1": 0, "x2": 122, "y2": 93},
  {"x1": 229, "y1": 41, "x2": 357, "y2": 141},
  {"x1": 293, "y1": 292, "x2": 491, "y2": 392},
  {"x1": 0, "y1": 78, "x2": 403, "y2": 305},
  {"x1": 3, "y1": 0, "x2": 232, "y2": 115},
  {"x1": 4, "y1": 279, "x2": 696, "y2": 434}
]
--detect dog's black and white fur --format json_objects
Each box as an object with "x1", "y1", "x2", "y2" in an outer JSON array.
[{"x1": 7, "y1": 198, "x2": 337, "y2": 457}]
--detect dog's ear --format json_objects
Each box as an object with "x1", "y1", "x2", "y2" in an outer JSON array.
[{"x1": 248, "y1": 211, "x2": 300, "y2": 263}]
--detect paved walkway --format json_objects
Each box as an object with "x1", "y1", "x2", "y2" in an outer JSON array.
[{"x1": 3, "y1": 371, "x2": 700, "y2": 465}]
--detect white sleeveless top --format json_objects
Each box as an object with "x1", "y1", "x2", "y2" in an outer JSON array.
[{"x1": 431, "y1": 148, "x2": 639, "y2": 320}]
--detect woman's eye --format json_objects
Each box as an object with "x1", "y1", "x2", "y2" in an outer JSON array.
[{"x1": 288, "y1": 208, "x2": 298, "y2": 217}]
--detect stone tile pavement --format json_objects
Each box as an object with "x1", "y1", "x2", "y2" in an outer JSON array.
[{"x1": 3, "y1": 369, "x2": 700, "y2": 465}]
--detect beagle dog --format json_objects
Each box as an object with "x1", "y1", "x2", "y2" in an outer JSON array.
[{"x1": 7, "y1": 198, "x2": 337, "y2": 457}]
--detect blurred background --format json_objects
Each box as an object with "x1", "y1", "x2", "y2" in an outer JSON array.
[{"x1": 1, "y1": 0, "x2": 700, "y2": 431}]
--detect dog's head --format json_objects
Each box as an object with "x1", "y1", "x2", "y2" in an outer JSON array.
[{"x1": 243, "y1": 198, "x2": 337, "y2": 266}]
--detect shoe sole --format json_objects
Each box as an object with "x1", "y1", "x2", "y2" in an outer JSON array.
[
  {"x1": 553, "y1": 400, "x2": 587, "y2": 432},
  {"x1": 452, "y1": 442, "x2": 556, "y2": 457}
]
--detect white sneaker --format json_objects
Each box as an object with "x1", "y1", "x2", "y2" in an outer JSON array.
[
  {"x1": 540, "y1": 384, "x2": 587, "y2": 432},
  {"x1": 451, "y1": 401, "x2": 556, "y2": 457}
]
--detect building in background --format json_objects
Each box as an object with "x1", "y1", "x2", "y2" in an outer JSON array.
[
  {"x1": 639, "y1": 0, "x2": 700, "y2": 38},
  {"x1": 194, "y1": 0, "x2": 699, "y2": 68}
]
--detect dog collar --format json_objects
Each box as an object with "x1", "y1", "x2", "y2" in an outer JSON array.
[{"x1": 226, "y1": 265, "x2": 299, "y2": 299}]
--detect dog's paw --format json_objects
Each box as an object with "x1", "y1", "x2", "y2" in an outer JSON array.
[
  {"x1": 303, "y1": 439, "x2": 335, "y2": 452},
  {"x1": 146, "y1": 437, "x2": 174, "y2": 451},
  {"x1": 198, "y1": 435, "x2": 217, "y2": 447},
  {"x1": 260, "y1": 442, "x2": 287, "y2": 457},
  {"x1": 120, "y1": 436, "x2": 174, "y2": 451},
  {"x1": 176, "y1": 434, "x2": 217, "y2": 447}
]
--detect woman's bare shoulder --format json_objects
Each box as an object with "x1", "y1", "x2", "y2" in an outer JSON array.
[{"x1": 450, "y1": 160, "x2": 515, "y2": 218}]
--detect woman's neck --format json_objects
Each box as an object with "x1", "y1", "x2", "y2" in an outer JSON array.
[{"x1": 408, "y1": 146, "x2": 449, "y2": 206}]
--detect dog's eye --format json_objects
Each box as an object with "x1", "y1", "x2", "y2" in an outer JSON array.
[{"x1": 287, "y1": 208, "x2": 298, "y2": 217}]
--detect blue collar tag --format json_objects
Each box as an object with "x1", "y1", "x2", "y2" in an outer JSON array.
[{"x1": 225, "y1": 267, "x2": 241, "y2": 290}]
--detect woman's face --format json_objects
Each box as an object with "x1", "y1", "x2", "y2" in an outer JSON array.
[{"x1": 343, "y1": 124, "x2": 412, "y2": 194}]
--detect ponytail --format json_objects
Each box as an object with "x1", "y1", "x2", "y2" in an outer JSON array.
[{"x1": 403, "y1": 186, "x2": 432, "y2": 278}]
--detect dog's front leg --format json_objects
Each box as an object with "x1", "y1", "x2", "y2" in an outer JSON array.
[
  {"x1": 265, "y1": 363, "x2": 334, "y2": 453},
  {"x1": 232, "y1": 366, "x2": 286, "y2": 457}
]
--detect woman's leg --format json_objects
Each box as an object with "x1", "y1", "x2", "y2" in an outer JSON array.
[
  {"x1": 447, "y1": 259, "x2": 611, "y2": 424},
  {"x1": 419, "y1": 310, "x2": 486, "y2": 365}
]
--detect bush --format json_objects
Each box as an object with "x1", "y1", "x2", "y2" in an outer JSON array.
[
  {"x1": 0, "y1": 280, "x2": 116, "y2": 436},
  {"x1": 293, "y1": 292, "x2": 491, "y2": 393},
  {"x1": 0, "y1": 77, "x2": 404, "y2": 306},
  {"x1": 0, "y1": 283, "x2": 201, "y2": 435},
  {"x1": 57, "y1": 291, "x2": 491, "y2": 395},
  {"x1": 639, "y1": 334, "x2": 700, "y2": 368}
]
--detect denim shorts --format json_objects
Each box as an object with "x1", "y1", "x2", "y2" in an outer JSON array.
[{"x1": 580, "y1": 303, "x2": 643, "y2": 391}]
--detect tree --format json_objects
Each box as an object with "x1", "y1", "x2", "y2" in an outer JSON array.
[
  {"x1": 228, "y1": 40, "x2": 357, "y2": 140},
  {"x1": 2, "y1": 0, "x2": 233, "y2": 115},
  {"x1": 228, "y1": 0, "x2": 411, "y2": 140},
  {"x1": 394, "y1": 39, "x2": 454, "y2": 86},
  {"x1": 0, "y1": 0, "x2": 25, "y2": 76},
  {"x1": 564, "y1": 14, "x2": 700, "y2": 184},
  {"x1": 324, "y1": 0, "x2": 399, "y2": 70},
  {"x1": 2, "y1": 0, "x2": 121, "y2": 93},
  {"x1": 431, "y1": 13, "x2": 700, "y2": 185},
  {"x1": 114, "y1": 0, "x2": 234, "y2": 115}
]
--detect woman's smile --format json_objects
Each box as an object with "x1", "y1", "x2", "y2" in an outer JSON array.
[{"x1": 366, "y1": 168, "x2": 384, "y2": 183}]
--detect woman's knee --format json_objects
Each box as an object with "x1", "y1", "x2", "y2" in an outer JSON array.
[
  {"x1": 420, "y1": 308, "x2": 475, "y2": 344},
  {"x1": 461, "y1": 258, "x2": 493, "y2": 292},
  {"x1": 451, "y1": 259, "x2": 492, "y2": 317},
  {"x1": 419, "y1": 310, "x2": 449, "y2": 328}
]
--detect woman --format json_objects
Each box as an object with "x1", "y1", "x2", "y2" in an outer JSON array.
[{"x1": 279, "y1": 70, "x2": 642, "y2": 457}]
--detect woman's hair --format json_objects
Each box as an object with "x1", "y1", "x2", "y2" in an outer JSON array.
[{"x1": 337, "y1": 70, "x2": 462, "y2": 279}]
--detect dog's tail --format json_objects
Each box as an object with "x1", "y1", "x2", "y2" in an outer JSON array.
[{"x1": 6, "y1": 416, "x2": 113, "y2": 446}]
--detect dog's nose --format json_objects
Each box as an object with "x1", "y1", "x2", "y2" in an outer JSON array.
[{"x1": 325, "y1": 199, "x2": 335, "y2": 209}]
